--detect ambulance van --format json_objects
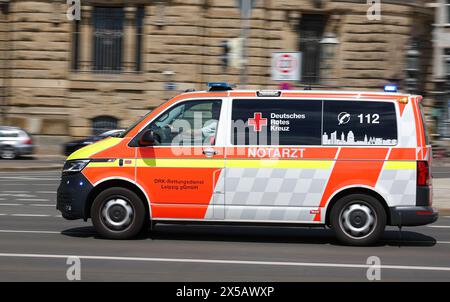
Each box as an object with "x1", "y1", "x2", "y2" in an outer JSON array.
[{"x1": 57, "y1": 85, "x2": 438, "y2": 245}]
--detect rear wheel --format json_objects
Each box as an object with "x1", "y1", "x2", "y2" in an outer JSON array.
[
  {"x1": 91, "y1": 187, "x2": 146, "y2": 239},
  {"x1": 0, "y1": 146, "x2": 16, "y2": 159},
  {"x1": 330, "y1": 194, "x2": 386, "y2": 246}
]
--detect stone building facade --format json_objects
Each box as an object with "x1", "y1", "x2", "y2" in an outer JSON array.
[
  {"x1": 429, "y1": 0, "x2": 450, "y2": 142},
  {"x1": 0, "y1": 0, "x2": 434, "y2": 149}
]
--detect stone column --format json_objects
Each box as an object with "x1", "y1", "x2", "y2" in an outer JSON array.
[
  {"x1": 124, "y1": 6, "x2": 137, "y2": 73},
  {"x1": 80, "y1": 5, "x2": 92, "y2": 72}
]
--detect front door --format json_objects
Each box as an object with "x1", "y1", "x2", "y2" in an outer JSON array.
[{"x1": 135, "y1": 99, "x2": 225, "y2": 220}]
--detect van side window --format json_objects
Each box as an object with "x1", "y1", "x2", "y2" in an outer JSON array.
[
  {"x1": 142, "y1": 100, "x2": 222, "y2": 146},
  {"x1": 418, "y1": 103, "x2": 430, "y2": 145},
  {"x1": 323, "y1": 101, "x2": 397, "y2": 146},
  {"x1": 231, "y1": 99, "x2": 322, "y2": 145}
]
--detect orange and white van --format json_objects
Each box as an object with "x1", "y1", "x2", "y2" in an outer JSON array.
[{"x1": 57, "y1": 84, "x2": 438, "y2": 245}]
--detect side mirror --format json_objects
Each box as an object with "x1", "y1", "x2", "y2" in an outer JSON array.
[{"x1": 139, "y1": 130, "x2": 155, "y2": 146}]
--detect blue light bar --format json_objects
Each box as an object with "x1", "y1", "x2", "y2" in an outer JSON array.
[
  {"x1": 207, "y1": 82, "x2": 233, "y2": 91},
  {"x1": 208, "y1": 82, "x2": 231, "y2": 88},
  {"x1": 384, "y1": 84, "x2": 397, "y2": 93}
]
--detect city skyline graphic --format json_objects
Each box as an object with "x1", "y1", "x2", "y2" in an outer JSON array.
[{"x1": 322, "y1": 130, "x2": 397, "y2": 146}]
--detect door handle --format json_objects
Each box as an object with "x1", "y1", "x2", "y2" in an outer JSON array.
[{"x1": 203, "y1": 148, "x2": 218, "y2": 157}]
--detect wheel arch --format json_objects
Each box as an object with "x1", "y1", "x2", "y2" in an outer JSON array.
[
  {"x1": 324, "y1": 186, "x2": 391, "y2": 226},
  {"x1": 85, "y1": 177, "x2": 151, "y2": 220}
]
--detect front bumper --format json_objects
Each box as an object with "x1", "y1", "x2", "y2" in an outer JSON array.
[
  {"x1": 56, "y1": 172, "x2": 93, "y2": 220},
  {"x1": 389, "y1": 206, "x2": 438, "y2": 227}
]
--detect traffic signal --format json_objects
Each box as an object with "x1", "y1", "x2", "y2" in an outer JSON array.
[
  {"x1": 228, "y1": 38, "x2": 244, "y2": 69},
  {"x1": 220, "y1": 38, "x2": 244, "y2": 70},
  {"x1": 220, "y1": 40, "x2": 229, "y2": 70}
]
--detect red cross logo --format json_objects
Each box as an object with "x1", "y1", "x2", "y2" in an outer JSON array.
[{"x1": 248, "y1": 112, "x2": 267, "y2": 132}]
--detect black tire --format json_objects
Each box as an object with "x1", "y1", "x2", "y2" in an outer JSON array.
[
  {"x1": 330, "y1": 194, "x2": 386, "y2": 246},
  {"x1": 0, "y1": 146, "x2": 17, "y2": 159},
  {"x1": 91, "y1": 187, "x2": 146, "y2": 239}
]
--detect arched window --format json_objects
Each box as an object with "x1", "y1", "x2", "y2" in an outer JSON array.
[{"x1": 92, "y1": 116, "x2": 118, "y2": 135}]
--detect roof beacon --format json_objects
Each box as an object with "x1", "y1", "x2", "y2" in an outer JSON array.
[
  {"x1": 384, "y1": 84, "x2": 397, "y2": 93},
  {"x1": 207, "y1": 82, "x2": 233, "y2": 91},
  {"x1": 257, "y1": 90, "x2": 282, "y2": 97}
]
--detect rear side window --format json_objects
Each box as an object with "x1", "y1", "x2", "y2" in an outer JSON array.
[
  {"x1": 418, "y1": 103, "x2": 430, "y2": 145},
  {"x1": 323, "y1": 101, "x2": 397, "y2": 146},
  {"x1": 231, "y1": 99, "x2": 322, "y2": 145}
]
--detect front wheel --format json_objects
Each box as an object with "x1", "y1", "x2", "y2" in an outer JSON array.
[
  {"x1": 330, "y1": 194, "x2": 386, "y2": 246},
  {"x1": 91, "y1": 187, "x2": 146, "y2": 239}
]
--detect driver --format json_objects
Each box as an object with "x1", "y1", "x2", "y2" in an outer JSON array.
[{"x1": 168, "y1": 101, "x2": 221, "y2": 145}]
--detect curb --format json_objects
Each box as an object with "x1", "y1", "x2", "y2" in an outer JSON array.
[{"x1": 438, "y1": 208, "x2": 450, "y2": 216}]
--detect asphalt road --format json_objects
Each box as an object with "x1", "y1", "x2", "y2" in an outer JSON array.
[{"x1": 0, "y1": 170, "x2": 449, "y2": 281}]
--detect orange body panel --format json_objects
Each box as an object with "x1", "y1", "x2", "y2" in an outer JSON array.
[
  {"x1": 82, "y1": 167, "x2": 136, "y2": 185},
  {"x1": 151, "y1": 204, "x2": 209, "y2": 219}
]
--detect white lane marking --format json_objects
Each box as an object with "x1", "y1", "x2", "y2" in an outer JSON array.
[
  {"x1": 36, "y1": 191, "x2": 56, "y2": 194},
  {"x1": 2, "y1": 191, "x2": 29, "y2": 194},
  {"x1": 0, "y1": 214, "x2": 60, "y2": 217},
  {"x1": 0, "y1": 177, "x2": 59, "y2": 181},
  {"x1": 0, "y1": 253, "x2": 449, "y2": 272},
  {"x1": 0, "y1": 230, "x2": 93, "y2": 235},
  {"x1": 0, "y1": 203, "x2": 53, "y2": 207},
  {"x1": 10, "y1": 214, "x2": 50, "y2": 217},
  {"x1": 0, "y1": 194, "x2": 35, "y2": 198},
  {"x1": 0, "y1": 198, "x2": 4, "y2": 201},
  {"x1": 427, "y1": 225, "x2": 450, "y2": 229},
  {"x1": 0, "y1": 230, "x2": 60, "y2": 234},
  {"x1": 16, "y1": 199, "x2": 49, "y2": 202}
]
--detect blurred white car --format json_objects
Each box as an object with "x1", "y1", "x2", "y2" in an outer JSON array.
[{"x1": 0, "y1": 126, "x2": 34, "y2": 159}]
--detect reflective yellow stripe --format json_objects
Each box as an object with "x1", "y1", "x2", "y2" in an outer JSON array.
[
  {"x1": 384, "y1": 161, "x2": 416, "y2": 170},
  {"x1": 67, "y1": 138, "x2": 122, "y2": 161},
  {"x1": 87, "y1": 159, "x2": 136, "y2": 168},
  {"x1": 136, "y1": 159, "x2": 225, "y2": 168},
  {"x1": 87, "y1": 162, "x2": 117, "y2": 168},
  {"x1": 227, "y1": 159, "x2": 333, "y2": 169},
  {"x1": 86, "y1": 157, "x2": 412, "y2": 170}
]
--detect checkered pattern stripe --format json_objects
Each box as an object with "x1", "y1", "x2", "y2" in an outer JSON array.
[
  {"x1": 224, "y1": 205, "x2": 315, "y2": 222},
  {"x1": 224, "y1": 167, "x2": 332, "y2": 207},
  {"x1": 376, "y1": 168, "x2": 416, "y2": 206}
]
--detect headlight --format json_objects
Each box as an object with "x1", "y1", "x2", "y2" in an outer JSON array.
[{"x1": 62, "y1": 159, "x2": 90, "y2": 175}]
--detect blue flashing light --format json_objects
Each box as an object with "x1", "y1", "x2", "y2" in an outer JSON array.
[
  {"x1": 384, "y1": 84, "x2": 397, "y2": 93},
  {"x1": 79, "y1": 181, "x2": 84, "y2": 186},
  {"x1": 207, "y1": 82, "x2": 233, "y2": 91}
]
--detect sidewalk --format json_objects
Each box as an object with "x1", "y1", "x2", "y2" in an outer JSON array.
[
  {"x1": 432, "y1": 178, "x2": 450, "y2": 215},
  {"x1": 0, "y1": 156, "x2": 64, "y2": 171}
]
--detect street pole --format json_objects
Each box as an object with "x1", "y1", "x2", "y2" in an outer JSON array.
[{"x1": 239, "y1": 0, "x2": 252, "y2": 88}]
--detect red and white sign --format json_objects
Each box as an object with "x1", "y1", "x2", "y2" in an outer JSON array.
[
  {"x1": 271, "y1": 52, "x2": 301, "y2": 81},
  {"x1": 248, "y1": 112, "x2": 267, "y2": 132}
]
